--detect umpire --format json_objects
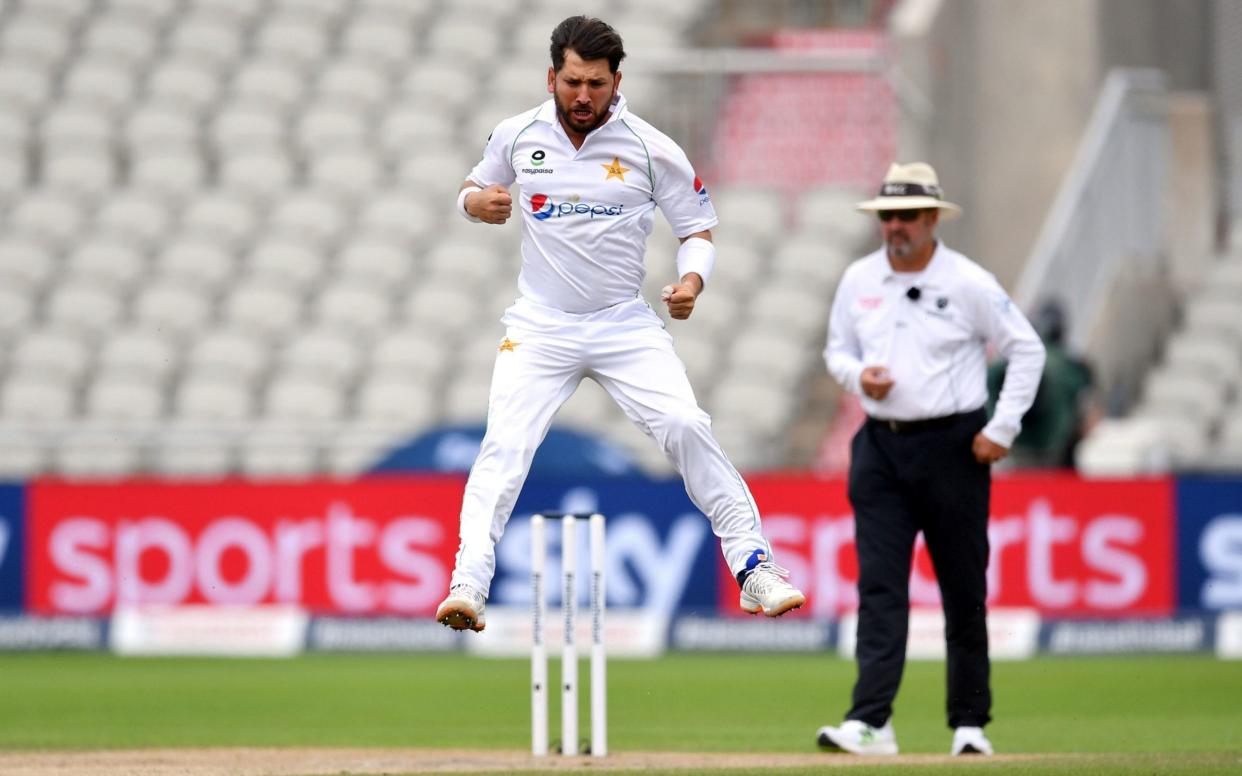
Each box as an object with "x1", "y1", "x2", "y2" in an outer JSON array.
[{"x1": 817, "y1": 163, "x2": 1045, "y2": 756}]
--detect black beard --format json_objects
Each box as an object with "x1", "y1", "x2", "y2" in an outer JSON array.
[{"x1": 556, "y1": 99, "x2": 609, "y2": 135}]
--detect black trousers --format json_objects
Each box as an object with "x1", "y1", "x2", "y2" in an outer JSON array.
[{"x1": 845, "y1": 407, "x2": 992, "y2": 729}]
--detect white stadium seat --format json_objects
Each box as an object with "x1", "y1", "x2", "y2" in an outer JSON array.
[
  {"x1": 0, "y1": 109, "x2": 29, "y2": 148},
  {"x1": 770, "y1": 233, "x2": 852, "y2": 291},
  {"x1": 270, "y1": 0, "x2": 348, "y2": 24},
  {"x1": 125, "y1": 102, "x2": 201, "y2": 149},
  {"x1": 98, "y1": 328, "x2": 179, "y2": 381},
  {"x1": 0, "y1": 428, "x2": 50, "y2": 478},
  {"x1": 55, "y1": 430, "x2": 145, "y2": 479},
  {"x1": 355, "y1": 376, "x2": 437, "y2": 425},
  {"x1": 0, "y1": 153, "x2": 25, "y2": 202},
  {"x1": 179, "y1": 191, "x2": 262, "y2": 249},
  {"x1": 379, "y1": 104, "x2": 455, "y2": 156},
  {"x1": 131, "y1": 151, "x2": 206, "y2": 201},
  {"x1": 402, "y1": 282, "x2": 480, "y2": 337},
  {"x1": 295, "y1": 105, "x2": 370, "y2": 153},
  {"x1": 41, "y1": 103, "x2": 114, "y2": 148},
  {"x1": 84, "y1": 373, "x2": 165, "y2": 422},
  {"x1": 711, "y1": 186, "x2": 786, "y2": 246},
  {"x1": 9, "y1": 190, "x2": 86, "y2": 248},
  {"x1": 61, "y1": 58, "x2": 137, "y2": 115},
  {"x1": 277, "y1": 328, "x2": 363, "y2": 386},
  {"x1": 133, "y1": 281, "x2": 214, "y2": 337},
  {"x1": 187, "y1": 329, "x2": 270, "y2": 382},
  {"x1": 189, "y1": 0, "x2": 265, "y2": 25},
  {"x1": 155, "y1": 237, "x2": 235, "y2": 290},
  {"x1": 61, "y1": 238, "x2": 146, "y2": 291},
  {"x1": 44, "y1": 283, "x2": 125, "y2": 334},
  {"x1": 1, "y1": 15, "x2": 72, "y2": 68},
  {"x1": 795, "y1": 184, "x2": 874, "y2": 249},
  {"x1": 309, "y1": 151, "x2": 382, "y2": 199},
  {"x1": 17, "y1": 0, "x2": 94, "y2": 26},
  {"x1": 726, "y1": 330, "x2": 811, "y2": 388},
  {"x1": 335, "y1": 237, "x2": 412, "y2": 290},
  {"x1": 94, "y1": 189, "x2": 174, "y2": 249},
  {"x1": 143, "y1": 60, "x2": 221, "y2": 114},
  {"x1": 710, "y1": 376, "x2": 797, "y2": 437},
  {"x1": 229, "y1": 60, "x2": 308, "y2": 112},
  {"x1": 368, "y1": 329, "x2": 449, "y2": 382},
  {"x1": 356, "y1": 191, "x2": 435, "y2": 244},
  {"x1": 1, "y1": 374, "x2": 76, "y2": 422},
  {"x1": 267, "y1": 191, "x2": 350, "y2": 247},
  {"x1": 0, "y1": 286, "x2": 35, "y2": 335},
  {"x1": 149, "y1": 425, "x2": 236, "y2": 478},
  {"x1": 11, "y1": 329, "x2": 92, "y2": 382},
  {"x1": 244, "y1": 236, "x2": 328, "y2": 292},
  {"x1": 0, "y1": 235, "x2": 57, "y2": 292},
  {"x1": 313, "y1": 283, "x2": 394, "y2": 337},
  {"x1": 440, "y1": 374, "x2": 491, "y2": 422},
  {"x1": 315, "y1": 60, "x2": 392, "y2": 111},
  {"x1": 324, "y1": 423, "x2": 406, "y2": 476},
  {"x1": 263, "y1": 375, "x2": 344, "y2": 422},
  {"x1": 400, "y1": 59, "x2": 477, "y2": 115},
  {"x1": 222, "y1": 282, "x2": 304, "y2": 339},
  {"x1": 238, "y1": 424, "x2": 320, "y2": 478},
  {"x1": 220, "y1": 151, "x2": 295, "y2": 203},
  {"x1": 165, "y1": 16, "x2": 245, "y2": 73},
  {"x1": 80, "y1": 14, "x2": 159, "y2": 68},
  {"x1": 211, "y1": 103, "x2": 286, "y2": 152},
  {"x1": 747, "y1": 281, "x2": 833, "y2": 344},
  {"x1": 175, "y1": 373, "x2": 255, "y2": 422},
  {"x1": 253, "y1": 16, "x2": 330, "y2": 70},
  {"x1": 0, "y1": 59, "x2": 54, "y2": 113},
  {"x1": 43, "y1": 151, "x2": 116, "y2": 201},
  {"x1": 110, "y1": 0, "x2": 183, "y2": 24},
  {"x1": 338, "y1": 17, "x2": 415, "y2": 72}
]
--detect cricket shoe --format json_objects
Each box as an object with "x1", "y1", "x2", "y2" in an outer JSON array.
[
  {"x1": 435, "y1": 583, "x2": 487, "y2": 632},
  {"x1": 816, "y1": 720, "x2": 899, "y2": 755},
  {"x1": 738, "y1": 552, "x2": 806, "y2": 616},
  {"x1": 951, "y1": 726, "x2": 993, "y2": 755}
]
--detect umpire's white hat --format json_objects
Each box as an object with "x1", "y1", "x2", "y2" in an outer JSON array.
[{"x1": 855, "y1": 162, "x2": 963, "y2": 219}]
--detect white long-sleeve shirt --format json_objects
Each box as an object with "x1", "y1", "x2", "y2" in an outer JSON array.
[{"x1": 824, "y1": 242, "x2": 1045, "y2": 448}]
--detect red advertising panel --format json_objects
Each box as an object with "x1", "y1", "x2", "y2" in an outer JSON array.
[
  {"x1": 28, "y1": 478, "x2": 464, "y2": 615},
  {"x1": 736, "y1": 474, "x2": 1175, "y2": 618}
]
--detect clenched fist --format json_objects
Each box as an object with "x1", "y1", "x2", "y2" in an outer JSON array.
[
  {"x1": 661, "y1": 276, "x2": 701, "y2": 320},
  {"x1": 464, "y1": 184, "x2": 512, "y2": 224}
]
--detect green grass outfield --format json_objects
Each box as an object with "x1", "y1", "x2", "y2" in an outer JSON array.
[{"x1": 1, "y1": 652, "x2": 1240, "y2": 774}]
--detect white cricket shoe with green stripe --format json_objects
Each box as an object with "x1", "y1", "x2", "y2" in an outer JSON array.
[{"x1": 816, "y1": 720, "x2": 899, "y2": 755}]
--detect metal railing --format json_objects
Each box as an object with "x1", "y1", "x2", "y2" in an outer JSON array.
[{"x1": 1014, "y1": 69, "x2": 1171, "y2": 352}]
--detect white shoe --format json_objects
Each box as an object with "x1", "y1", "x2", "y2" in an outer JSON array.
[
  {"x1": 951, "y1": 726, "x2": 993, "y2": 755},
  {"x1": 816, "y1": 719, "x2": 898, "y2": 755},
  {"x1": 739, "y1": 560, "x2": 806, "y2": 616},
  {"x1": 435, "y1": 583, "x2": 486, "y2": 632}
]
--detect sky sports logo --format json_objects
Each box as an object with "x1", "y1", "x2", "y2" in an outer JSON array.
[{"x1": 530, "y1": 194, "x2": 623, "y2": 220}]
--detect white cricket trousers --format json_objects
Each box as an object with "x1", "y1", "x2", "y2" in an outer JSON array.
[{"x1": 450, "y1": 295, "x2": 772, "y2": 595}]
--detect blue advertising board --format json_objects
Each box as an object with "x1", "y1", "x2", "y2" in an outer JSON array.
[
  {"x1": 0, "y1": 485, "x2": 24, "y2": 610},
  {"x1": 487, "y1": 478, "x2": 722, "y2": 614},
  {"x1": 1176, "y1": 477, "x2": 1242, "y2": 610}
]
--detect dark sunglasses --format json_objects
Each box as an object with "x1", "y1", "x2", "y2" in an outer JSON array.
[{"x1": 877, "y1": 209, "x2": 924, "y2": 222}]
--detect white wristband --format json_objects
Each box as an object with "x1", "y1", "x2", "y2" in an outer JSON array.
[
  {"x1": 676, "y1": 236, "x2": 715, "y2": 287},
  {"x1": 457, "y1": 185, "x2": 483, "y2": 223}
]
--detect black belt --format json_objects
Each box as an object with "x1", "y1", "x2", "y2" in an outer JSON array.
[{"x1": 868, "y1": 410, "x2": 977, "y2": 434}]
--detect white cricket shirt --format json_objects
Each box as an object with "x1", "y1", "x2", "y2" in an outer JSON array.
[
  {"x1": 467, "y1": 93, "x2": 718, "y2": 314},
  {"x1": 824, "y1": 242, "x2": 1046, "y2": 447}
]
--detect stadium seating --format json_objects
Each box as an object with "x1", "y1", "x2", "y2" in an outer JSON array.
[{"x1": 0, "y1": 0, "x2": 863, "y2": 479}]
